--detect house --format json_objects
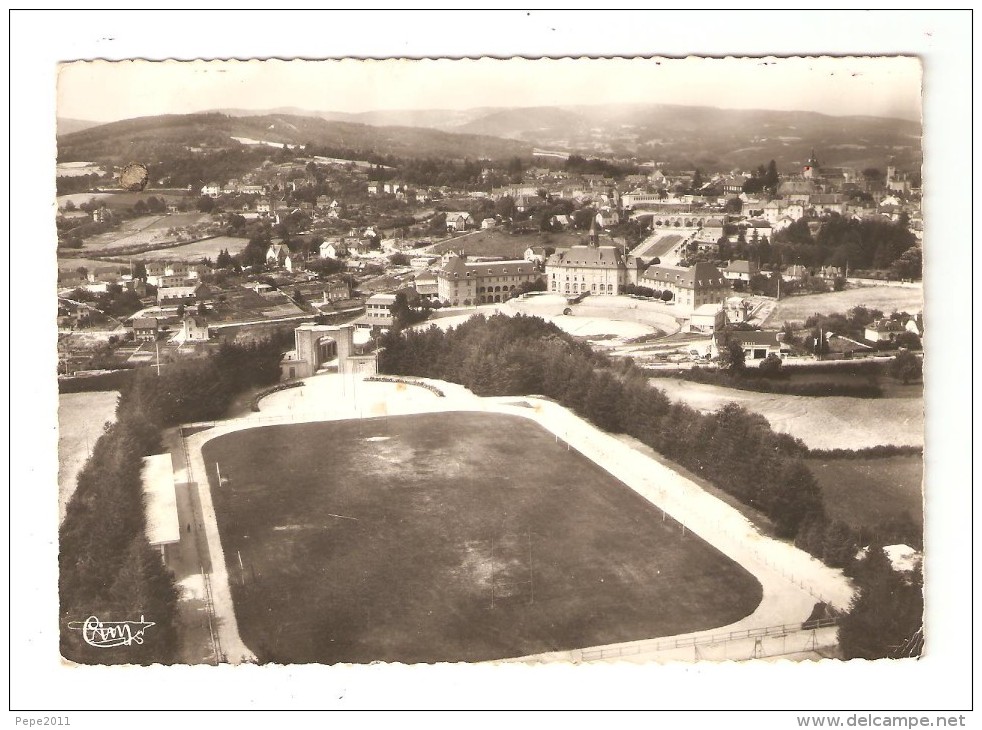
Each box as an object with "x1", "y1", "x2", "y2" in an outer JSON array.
[
  {"x1": 904, "y1": 313, "x2": 924, "y2": 337},
  {"x1": 816, "y1": 265, "x2": 844, "y2": 281},
  {"x1": 180, "y1": 316, "x2": 210, "y2": 342},
  {"x1": 524, "y1": 246, "x2": 549, "y2": 265},
  {"x1": 410, "y1": 255, "x2": 438, "y2": 269},
  {"x1": 132, "y1": 317, "x2": 160, "y2": 342},
  {"x1": 783, "y1": 264, "x2": 810, "y2": 281},
  {"x1": 721, "y1": 260, "x2": 759, "y2": 285},
  {"x1": 326, "y1": 208, "x2": 341, "y2": 220},
  {"x1": 91, "y1": 207, "x2": 114, "y2": 224},
  {"x1": 284, "y1": 252, "x2": 306, "y2": 273},
  {"x1": 319, "y1": 239, "x2": 348, "y2": 259},
  {"x1": 201, "y1": 183, "x2": 221, "y2": 197},
  {"x1": 318, "y1": 279, "x2": 351, "y2": 303},
  {"x1": 87, "y1": 265, "x2": 123, "y2": 284},
  {"x1": 481, "y1": 218, "x2": 497, "y2": 230},
  {"x1": 256, "y1": 199, "x2": 273, "y2": 216},
  {"x1": 689, "y1": 303, "x2": 728, "y2": 334},
  {"x1": 157, "y1": 283, "x2": 201, "y2": 305},
  {"x1": 444, "y1": 212, "x2": 476, "y2": 232},
  {"x1": 711, "y1": 330, "x2": 792, "y2": 362},
  {"x1": 550, "y1": 214, "x2": 572, "y2": 230},
  {"x1": 864, "y1": 318, "x2": 906, "y2": 343},
  {"x1": 363, "y1": 293, "x2": 398, "y2": 329},
  {"x1": 413, "y1": 270, "x2": 439, "y2": 300},
  {"x1": 595, "y1": 209, "x2": 620, "y2": 229},
  {"x1": 367, "y1": 181, "x2": 383, "y2": 195},
  {"x1": 266, "y1": 243, "x2": 289, "y2": 268}
]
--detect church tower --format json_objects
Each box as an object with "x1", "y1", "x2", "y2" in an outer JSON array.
[{"x1": 803, "y1": 149, "x2": 820, "y2": 180}]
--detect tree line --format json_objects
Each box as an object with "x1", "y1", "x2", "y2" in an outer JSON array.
[{"x1": 60, "y1": 334, "x2": 291, "y2": 664}]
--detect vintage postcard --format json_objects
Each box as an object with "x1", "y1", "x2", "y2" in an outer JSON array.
[
  {"x1": 11, "y1": 9, "x2": 973, "y2": 717},
  {"x1": 53, "y1": 54, "x2": 926, "y2": 670}
]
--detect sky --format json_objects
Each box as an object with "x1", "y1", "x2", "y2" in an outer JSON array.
[{"x1": 57, "y1": 56, "x2": 922, "y2": 124}]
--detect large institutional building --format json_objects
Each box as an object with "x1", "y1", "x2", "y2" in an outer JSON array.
[
  {"x1": 545, "y1": 243, "x2": 644, "y2": 297},
  {"x1": 639, "y1": 262, "x2": 729, "y2": 314},
  {"x1": 437, "y1": 255, "x2": 542, "y2": 306}
]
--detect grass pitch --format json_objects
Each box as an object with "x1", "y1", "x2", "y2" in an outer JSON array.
[{"x1": 203, "y1": 412, "x2": 762, "y2": 663}]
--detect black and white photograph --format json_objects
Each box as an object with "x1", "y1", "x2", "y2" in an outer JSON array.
[{"x1": 9, "y1": 8, "x2": 974, "y2": 721}]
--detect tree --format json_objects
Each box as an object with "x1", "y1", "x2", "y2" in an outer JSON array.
[
  {"x1": 715, "y1": 330, "x2": 746, "y2": 372},
  {"x1": 889, "y1": 350, "x2": 922, "y2": 384},
  {"x1": 895, "y1": 331, "x2": 922, "y2": 350},
  {"x1": 838, "y1": 547, "x2": 923, "y2": 659},
  {"x1": 724, "y1": 197, "x2": 743, "y2": 214},
  {"x1": 389, "y1": 252, "x2": 410, "y2": 267},
  {"x1": 758, "y1": 353, "x2": 783, "y2": 378},
  {"x1": 764, "y1": 159, "x2": 779, "y2": 193},
  {"x1": 196, "y1": 195, "x2": 215, "y2": 213}
]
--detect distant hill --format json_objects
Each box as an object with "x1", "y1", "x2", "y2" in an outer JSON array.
[
  {"x1": 57, "y1": 112, "x2": 532, "y2": 165},
  {"x1": 56, "y1": 117, "x2": 102, "y2": 136},
  {"x1": 60, "y1": 102, "x2": 922, "y2": 174},
  {"x1": 202, "y1": 102, "x2": 921, "y2": 172}
]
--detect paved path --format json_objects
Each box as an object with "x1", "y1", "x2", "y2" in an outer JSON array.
[{"x1": 178, "y1": 372, "x2": 854, "y2": 664}]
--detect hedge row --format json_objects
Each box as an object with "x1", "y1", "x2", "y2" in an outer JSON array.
[{"x1": 364, "y1": 375, "x2": 446, "y2": 397}]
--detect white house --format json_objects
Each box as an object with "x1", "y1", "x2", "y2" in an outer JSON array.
[{"x1": 319, "y1": 240, "x2": 348, "y2": 259}]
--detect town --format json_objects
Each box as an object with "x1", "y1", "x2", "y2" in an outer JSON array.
[{"x1": 57, "y1": 147, "x2": 923, "y2": 379}]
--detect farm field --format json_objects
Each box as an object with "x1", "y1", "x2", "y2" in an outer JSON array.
[
  {"x1": 74, "y1": 213, "x2": 215, "y2": 254},
  {"x1": 57, "y1": 190, "x2": 189, "y2": 210},
  {"x1": 650, "y1": 378, "x2": 924, "y2": 450},
  {"x1": 138, "y1": 235, "x2": 250, "y2": 261},
  {"x1": 58, "y1": 391, "x2": 119, "y2": 523},
  {"x1": 202, "y1": 412, "x2": 762, "y2": 664},
  {"x1": 766, "y1": 284, "x2": 924, "y2": 325},
  {"x1": 807, "y1": 455, "x2": 923, "y2": 531}
]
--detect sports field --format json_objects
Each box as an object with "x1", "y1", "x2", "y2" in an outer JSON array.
[{"x1": 202, "y1": 412, "x2": 762, "y2": 663}]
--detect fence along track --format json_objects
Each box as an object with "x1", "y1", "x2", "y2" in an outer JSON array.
[
  {"x1": 580, "y1": 617, "x2": 838, "y2": 661},
  {"x1": 180, "y1": 425, "x2": 224, "y2": 664}
]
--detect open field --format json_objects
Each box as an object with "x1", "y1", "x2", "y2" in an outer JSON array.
[
  {"x1": 807, "y1": 455, "x2": 923, "y2": 530},
  {"x1": 78, "y1": 213, "x2": 214, "y2": 253},
  {"x1": 57, "y1": 190, "x2": 189, "y2": 210},
  {"x1": 202, "y1": 412, "x2": 762, "y2": 663},
  {"x1": 429, "y1": 228, "x2": 592, "y2": 259},
  {"x1": 766, "y1": 284, "x2": 924, "y2": 325},
  {"x1": 651, "y1": 378, "x2": 923, "y2": 450},
  {"x1": 58, "y1": 391, "x2": 119, "y2": 523},
  {"x1": 137, "y1": 235, "x2": 250, "y2": 261}
]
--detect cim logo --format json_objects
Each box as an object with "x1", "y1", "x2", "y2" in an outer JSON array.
[{"x1": 67, "y1": 616, "x2": 155, "y2": 648}]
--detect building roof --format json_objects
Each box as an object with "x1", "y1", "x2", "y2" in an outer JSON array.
[
  {"x1": 142, "y1": 454, "x2": 180, "y2": 547},
  {"x1": 546, "y1": 245, "x2": 625, "y2": 269},
  {"x1": 723, "y1": 330, "x2": 782, "y2": 347},
  {"x1": 440, "y1": 256, "x2": 535, "y2": 278},
  {"x1": 132, "y1": 317, "x2": 159, "y2": 329},
  {"x1": 367, "y1": 293, "x2": 398, "y2": 305},
  {"x1": 724, "y1": 260, "x2": 755, "y2": 274},
  {"x1": 867, "y1": 318, "x2": 906, "y2": 333},
  {"x1": 641, "y1": 262, "x2": 725, "y2": 289}
]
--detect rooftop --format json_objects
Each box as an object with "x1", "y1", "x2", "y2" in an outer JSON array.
[{"x1": 142, "y1": 454, "x2": 180, "y2": 547}]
